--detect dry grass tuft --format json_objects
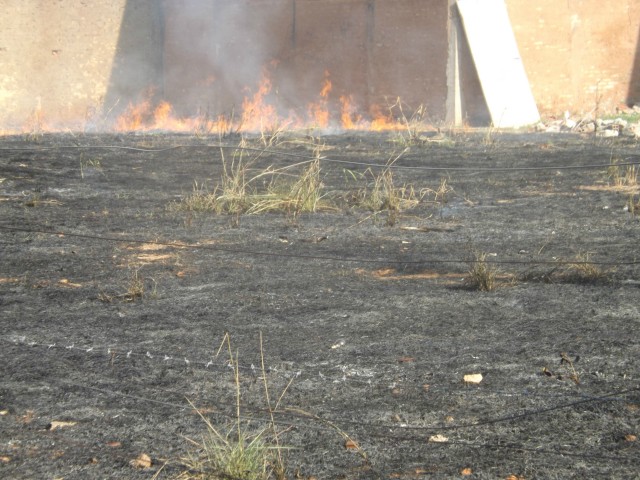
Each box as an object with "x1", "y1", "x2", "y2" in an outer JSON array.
[
  {"x1": 98, "y1": 267, "x2": 156, "y2": 303},
  {"x1": 564, "y1": 252, "x2": 610, "y2": 284},
  {"x1": 178, "y1": 334, "x2": 290, "y2": 480},
  {"x1": 348, "y1": 152, "x2": 424, "y2": 215},
  {"x1": 179, "y1": 416, "x2": 275, "y2": 480},
  {"x1": 466, "y1": 251, "x2": 498, "y2": 291},
  {"x1": 249, "y1": 157, "x2": 327, "y2": 217},
  {"x1": 608, "y1": 158, "x2": 638, "y2": 188},
  {"x1": 170, "y1": 141, "x2": 331, "y2": 219}
]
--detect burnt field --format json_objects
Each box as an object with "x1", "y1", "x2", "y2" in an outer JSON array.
[{"x1": 0, "y1": 131, "x2": 639, "y2": 479}]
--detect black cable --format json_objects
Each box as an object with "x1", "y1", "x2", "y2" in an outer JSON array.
[
  {"x1": 1, "y1": 142, "x2": 639, "y2": 172},
  {"x1": 1, "y1": 224, "x2": 637, "y2": 266}
]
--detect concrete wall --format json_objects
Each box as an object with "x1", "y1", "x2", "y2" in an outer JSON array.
[
  {"x1": 163, "y1": 0, "x2": 448, "y2": 124},
  {"x1": 0, "y1": 0, "x2": 162, "y2": 131},
  {"x1": 0, "y1": 0, "x2": 639, "y2": 130},
  {"x1": 507, "y1": 0, "x2": 640, "y2": 116}
]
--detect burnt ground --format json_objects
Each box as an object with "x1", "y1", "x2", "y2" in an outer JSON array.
[{"x1": 0, "y1": 130, "x2": 639, "y2": 479}]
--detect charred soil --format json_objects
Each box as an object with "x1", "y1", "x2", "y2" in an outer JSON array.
[{"x1": 1, "y1": 131, "x2": 639, "y2": 479}]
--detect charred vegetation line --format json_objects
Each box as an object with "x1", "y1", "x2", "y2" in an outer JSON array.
[
  {"x1": 7, "y1": 340, "x2": 639, "y2": 459},
  {"x1": 56, "y1": 379, "x2": 346, "y2": 434},
  {"x1": 3, "y1": 335, "x2": 262, "y2": 375},
  {"x1": 276, "y1": 387, "x2": 640, "y2": 437},
  {"x1": 5, "y1": 336, "x2": 634, "y2": 404},
  {"x1": 6, "y1": 338, "x2": 639, "y2": 434},
  {"x1": 385, "y1": 439, "x2": 640, "y2": 464},
  {"x1": 0, "y1": 225, "x2": 637, "y2": 267},
  {"x1": 41, "y1": 369, "x2": 640, "y2": 444},
  {"x1": 0, "y1": 143, "x2": 639, "y2": 172}
]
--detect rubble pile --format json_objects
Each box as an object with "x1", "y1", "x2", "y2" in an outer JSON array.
[{"x1": 536, "y1": 105, "x2": 640, "y2": 137}]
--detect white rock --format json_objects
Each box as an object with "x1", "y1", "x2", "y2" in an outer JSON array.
[
  {"x1": 463, "y1": 373, "x2": 483, "y2": 384},
  {"x1": 597, "y1": 129, "x2": 619, "y2": 138},
  {"x1": 578, "y1": 122, "x2": 596, "y2": 133}
]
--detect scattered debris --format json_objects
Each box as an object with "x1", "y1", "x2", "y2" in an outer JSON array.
[
  {"x1": 344, "y1": 439, "x2": 359, "y2": 450},
  {"x1": 47, "y1": 420, "x2": 77, "y2": 431},
  {"x1": 538, "y1": 108, "x2": 640, "y2": 137},
  {"x1": 129, "y1": 453, "x2": 152, "y2": 469},
  {"x1": 390, "y1": 467, "x2": 432, "y2": 478},
  {"x1": 560, "y1": 352, "x2": 580, "y2": 384},
  {"x1": 542, "y1": 353, "x2": 580, "y2": 384},
  {"x1": 397, "y1": 356, "x2": 415, "y2": 363},
  {"x1": 59, "y1": 278, "x2": 82, "y2": 288},
  {"x1": 428, "y1": 434, "x2": 449, "y2": 443},
  {"x1": 463, "y1": 373, "x2": 483, "y2": 384}
]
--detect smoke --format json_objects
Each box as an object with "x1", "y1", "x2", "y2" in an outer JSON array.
[
  {"x1": 106, "y1": 0, "x2": 450, "y2": 130},
  {"x1": 1, "y1": 0, "x2": 451, "y2": 133}
]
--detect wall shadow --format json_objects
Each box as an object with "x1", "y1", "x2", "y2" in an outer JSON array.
[
  {"x1": 101, "y1": 0, "x2": 453, "y2": 125},
  {"x1": 627, "y1": 24, "x2": 640, "y2": 106},
  {"x1": 455, "y1": 6, "x2": 490, "y2": 127},
  {"x1": 103, "y1": 0, "x2": 164, "y2": 121}
]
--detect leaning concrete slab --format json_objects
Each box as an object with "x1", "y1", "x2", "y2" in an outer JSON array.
[{"x1": 457, "y1": 0, "x2": 540, "y2": 128}]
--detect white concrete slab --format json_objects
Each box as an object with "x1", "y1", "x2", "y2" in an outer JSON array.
[{"x1": 456, "y1": 0, "x2": 540, "y2": 128}]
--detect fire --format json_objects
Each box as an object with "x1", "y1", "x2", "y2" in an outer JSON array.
[
  {"x1": 152, "y1": 101, "x2": 172, "y2": 128},
  {"x1": 1, "y1": 68, "x2": 431, "y2": 136},
  {"x1": 307, "y1": 71, "x2": 332, "y2": 128},
  {"x1": 116, "y1": 99, "x2": 153, "y2": 131},
  {"x1": 369, "y1": 104, "x2": 402, "y2": 131},
  {"x1": 320, "y1": 77, "x2": 332, "y2": 98},
  {"x1": 108, "y1": 68, "x2": 423, "y2": 134},
  {"x1": 240, "y1": 69, "x2": 281, "y2": 132},
  {"x1": 114, "y1": 95, "x2": 213, "y2": 133},
  {"x1": 339, "y1": 95, "x2": 362, "y2": 130}
]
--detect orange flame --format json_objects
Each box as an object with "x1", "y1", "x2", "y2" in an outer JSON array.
[
  {"x1": 307, "y1": 71, "x2": 332, "y2": 128},
  {"x1": 240, "y1": 70, "x2": 280, "y2": 132},
  {"x1": 0, "y1": 68, "x2": 433, "y2": 136},
  {"x1": 340, "y1": 95, "x2": 362, "y2": 130},
  {"x1": 152, "y1": 101, "x2": 172, "y2": 128},
  {"x1": 319, "y1": 71, "x2": 332, "y2": 98},
  {"x1": 116, "y1": 99, "x2": 153, "y2": 131},
  {"x1": 369, "y1": 104, "x2": 401, "y2": 131}
]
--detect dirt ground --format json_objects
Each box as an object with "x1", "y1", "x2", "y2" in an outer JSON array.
[{"x1": 0, "y1": 130, "x2": 639, "y2": 479}]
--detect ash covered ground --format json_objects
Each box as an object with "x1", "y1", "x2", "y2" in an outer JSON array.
[{"x1": 0, "y1": 131, "x2": 639, "y2": 479}]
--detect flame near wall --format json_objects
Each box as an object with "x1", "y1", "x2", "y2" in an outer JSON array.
[
  {"x1": 1, "y1": 0, "x2": 449, "y2": 134},
  {"x1": 109, "y1": 0, "x2": 449, "y2": 134}
]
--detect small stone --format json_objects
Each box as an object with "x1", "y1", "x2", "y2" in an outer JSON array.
[
  {"x1": 463, "y1": 373, "x2": 483, "y2": 384},
  {"x1": 597, "y1": 129, "x2": 619, "y2": 138}
]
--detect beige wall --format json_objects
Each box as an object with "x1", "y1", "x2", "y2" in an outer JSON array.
[
  {"x1": 1, "y1": 0, "x2": 639, "y2": 130},
  {"x1": 507, "y1": 0, "x2": 640, "y2": 116},
  {"x1": 163, "y1": 0, "x2": 448, "y2": 124},
  {"x1": 0, "y1": 0, "x2": 162, "y2": 131}
]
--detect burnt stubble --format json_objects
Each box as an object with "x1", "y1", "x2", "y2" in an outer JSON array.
[{"x1": 1, "y1": 132, "x2": 639, "y2": 479}]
